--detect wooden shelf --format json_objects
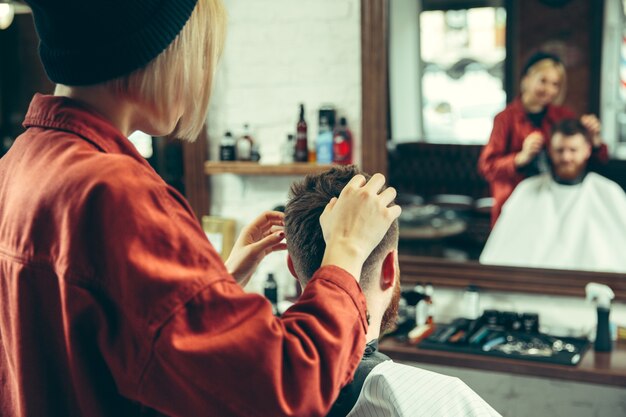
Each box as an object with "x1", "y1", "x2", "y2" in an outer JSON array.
[{"x1": 204, "y1": 161, "x2": 334, "y2": 176}]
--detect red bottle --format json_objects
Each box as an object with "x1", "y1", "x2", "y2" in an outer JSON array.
[
  {"x1": 332, "y1": 117, "x2": 352, "y2": 164},
  {"x1": 295, "y1": 104, "x2": 308, "y2": 162}
]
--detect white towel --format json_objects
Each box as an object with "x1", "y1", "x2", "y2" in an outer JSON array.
[{"x1": 480, "y1": 172, "x2": 626, "y2": 272}]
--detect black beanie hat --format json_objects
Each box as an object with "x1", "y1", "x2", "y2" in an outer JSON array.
[
  {"x1": 521, "y1": 51, "x2": 562, "y2": 77},
  {"x1": 25, "y1": 0, "x2": 199, "y2": 86}
]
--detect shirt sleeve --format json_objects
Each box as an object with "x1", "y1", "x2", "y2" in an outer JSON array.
[
  {"x1": 86, "y1": 161, "x2": 368, "y2": 417},
  {"x1": 138, "y1": 267, "x2": 367, "y2": 417},
  {"x1": 478, "y1": 111, "x2": 523, "y2": 183},
  {"x1": 591, "y1": 143, "x2": 609, "y2": 164}
]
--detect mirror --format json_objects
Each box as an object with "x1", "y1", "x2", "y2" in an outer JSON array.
[{"x1": 361, "y1": 0, "x2": 626, "y2": 299}]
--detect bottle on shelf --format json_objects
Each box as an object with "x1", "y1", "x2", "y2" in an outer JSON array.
[
  {"x1": 281, "y1": 133, "x2": 295, "y2": 163},
  {"x1": 264, "y1": 273, "x2": 279, "y2": 315},
  {"x1": 219, "y1": 130, "x2": 236, "y2": 161},
  {"x1": 250, "y1": 143, "x2": 261, "y2": 162},
  {"x1": 236, "y1": 123, "x2": 253, "y2": 161},
  {"x1": 295, "y1": 104, "x2": 308, "y2": 162},
  {"x1": 414, "y1": 283, "x2": 426, "y2": 326},
  {"x1": 319, "y1": 105, "x2": 336, "y2": 132},
  {"x1": 308, "y1": 140, "x2": 317, "y2": 163},
  {"x1": 462, "y1": 285, "x2": 481, "y2": 320},
  {"x1": 316, "y1": 115, "x2": 333, "y2": 164},
  {"x1": 408, "y1": 283, "x2": 435, "y2": 344},
  {"x1": 332, "y1": 117, "x2": 353, "y2": 165}
]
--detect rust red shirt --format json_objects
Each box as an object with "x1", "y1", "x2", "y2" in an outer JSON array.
[
  {"x1": 478, "y1": 98, "x2": 608, "y2": 226},
  {"x1": 0, "y1": 94, "x2": 368, "y2": 417}
]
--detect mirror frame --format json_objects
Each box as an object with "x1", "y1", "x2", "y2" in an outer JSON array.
[{"x1": 360, "y1": 0, "x2": 626, "y2": 301}]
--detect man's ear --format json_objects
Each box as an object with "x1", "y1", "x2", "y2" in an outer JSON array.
[
  {"x1": 287, "y1": 254, "x2": 298, "y2": 280},
  {"x1": 381, "y1": 250, "x2": 397, "y2": 291}
]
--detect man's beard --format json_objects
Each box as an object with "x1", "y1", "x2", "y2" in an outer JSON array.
[
  {"x1": 553, "y1": 161, "x2": 586, "y2": 181},
  {"x1": 380, "y1": 277, "x2": 401, "y2": 334}
]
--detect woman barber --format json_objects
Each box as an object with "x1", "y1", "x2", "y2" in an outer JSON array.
[
  {"x1": 0, "y1": 1, "x2": 400, "y2": 416},
  {"x1": 478, "y1": 52, "x2": 608, "y2": 226}
]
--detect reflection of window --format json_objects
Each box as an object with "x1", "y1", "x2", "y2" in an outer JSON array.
[
  {"x1": 390, "y1": 0, "x2": 507, "y2": 144},
  {"x1": 421, "y1": 6, "x2": 506, "y2": 144}
]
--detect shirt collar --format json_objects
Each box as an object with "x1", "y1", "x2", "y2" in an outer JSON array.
[
  {"x1": 22, "y1": 93, "x2": 148, "y2": 164},
  {"x1": 364, "y1": 339, "x2": 379, "y2": 356}
]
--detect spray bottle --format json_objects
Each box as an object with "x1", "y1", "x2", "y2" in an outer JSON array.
[{"x1": 585, "y1": 282, "x2": 615, "y2": 352}]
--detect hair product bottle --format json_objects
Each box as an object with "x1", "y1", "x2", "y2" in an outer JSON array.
[
  {"x1": 316, "y1": 116, "x2": 333, "y2": 164},
  {"x1": 264, "y1": 273, "x2": 279, "y2": 315},
  {"x1": 281, "y1": 134, "x2": 295, "y2": 163},
  {"x1": 219, "y1": 131, "x2": 236, "y2": 161},
  {"x1": 295, "y1": 104, "x2": 308, "y2": 162},
  {"x1": 332, "y1": 117, "x2": 353, "y2": 164},
  {"x1": 236, "y1": 124, "x2": 253, "y2": 161}
]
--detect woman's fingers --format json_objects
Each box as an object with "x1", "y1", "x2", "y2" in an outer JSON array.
[
  {"x1": 252, "y1": 231, "x2": 286, "y2": 254},
  {"x1": 379, "y1": 186, "x2": 397, "y2": 207},
  {"x1": 362, "y1": 173, "x2": 386, "y2": 194},
  {"x1": 340, "y1": 174, "x2": 367, "y2": 196},
  {"x1": 387, "y1": 204, "x2": 402, "y2": 219},
  {"x1": 244, "y1": 211, "x2": 285, "y2": 238},
  {"x1": 581, "y1": 114, "x2": 601, "y2": 134}
]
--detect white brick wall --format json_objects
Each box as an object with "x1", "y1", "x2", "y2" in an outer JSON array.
[
  {"x1": 206, "y1": 0, "x2": 362, "y2": 295},
  {"x1": 208, "y1": 0, "x2": 362, "y2": 166}
]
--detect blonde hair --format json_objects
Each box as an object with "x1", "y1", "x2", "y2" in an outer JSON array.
[
  {"x1": 521, "y1": 58, "x2": 567, "y2": 105},
  {"x1": 106, "y1": 0, "x2": 227, "y2": 141}
]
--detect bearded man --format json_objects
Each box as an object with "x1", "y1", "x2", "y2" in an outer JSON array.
[{"x1": 481, "y1": 119, "x2": 626, "y2": 272}]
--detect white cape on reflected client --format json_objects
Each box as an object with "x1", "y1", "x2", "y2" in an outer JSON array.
[{"x1": 480, "y1": 172, "x2": 626, "y2": 272}]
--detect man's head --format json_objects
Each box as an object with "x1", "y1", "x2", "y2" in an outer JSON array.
[
  {"x1": 549, "y1": 119, "x2": 592, "y2": 181},
  {"x1": 284, "y1": 166, "x2": 400, "y2": 334}
]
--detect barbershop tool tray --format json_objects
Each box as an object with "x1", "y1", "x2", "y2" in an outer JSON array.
[{"x1": 418, "y1": 315, "x2": 590, "y2": 366}]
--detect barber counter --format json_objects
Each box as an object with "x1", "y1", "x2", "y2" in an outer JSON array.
[{"x1": 379, "y1": 337, "x2": 626, "y2": 387}]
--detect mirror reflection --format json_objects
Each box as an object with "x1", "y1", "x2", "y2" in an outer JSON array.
[
  {"x1": 419, "y1": 6, "x2": 506, "y2": 143},
  {"x1": 480, "y1": 119, "x2": 626, "y2": 272},
  {"x1": 389, "y1": 0, "x2": 626, "y2": 273}
]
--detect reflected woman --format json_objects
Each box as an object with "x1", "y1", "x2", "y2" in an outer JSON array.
[{"x1": 478, "y1": 51, "x2": 608, "y2": 226}]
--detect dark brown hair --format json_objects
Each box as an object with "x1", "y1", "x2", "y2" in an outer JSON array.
[
  {"x1": 551, "y1": 118, "x2": 591, "y2": 145},
  {"x1": 284, "y1": 165, "x2": 399, "y2": 290}
]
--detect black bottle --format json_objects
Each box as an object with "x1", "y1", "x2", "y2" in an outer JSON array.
[
  {"x1": 295, "y1": 104, "x2": 308, "y2": 162},
  {"x1": 264, "y1": 273, "x2": 278, "y2": 315},
  {"x1": 219, "y1": 131, "x2": 236, "y2": 161},
  {"x1": 595, "y1": 307, "x2": 612, "y2": 352}
]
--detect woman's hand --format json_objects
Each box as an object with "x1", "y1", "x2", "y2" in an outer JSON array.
[
  {"x1": 515, "y1": 131, "x2": 544, "y2": 167},
  {"x1": 580, "y1": 114, "x2": 603, "y2": 147},
  {"x1": 225, "y1": 211, "x2": 287, "y2": 287},
  {"x1": 319, "y1": 174, "x2": 401, "y2": 282}
]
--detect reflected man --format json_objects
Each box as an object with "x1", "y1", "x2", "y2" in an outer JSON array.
[{"x1": 481, "y1": 119, "x2": 626, "y2": 272}]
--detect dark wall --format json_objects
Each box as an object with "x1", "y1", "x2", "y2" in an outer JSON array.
[
  {"x1": 515, "y1": 0, "x2": 603, "y2": 115},
  {"x1": 0, "y1": 14, "x2": 54, "y2": 135},
  {"x1": 0, "y1": 14, "x2": 54, "y2": 154}
]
